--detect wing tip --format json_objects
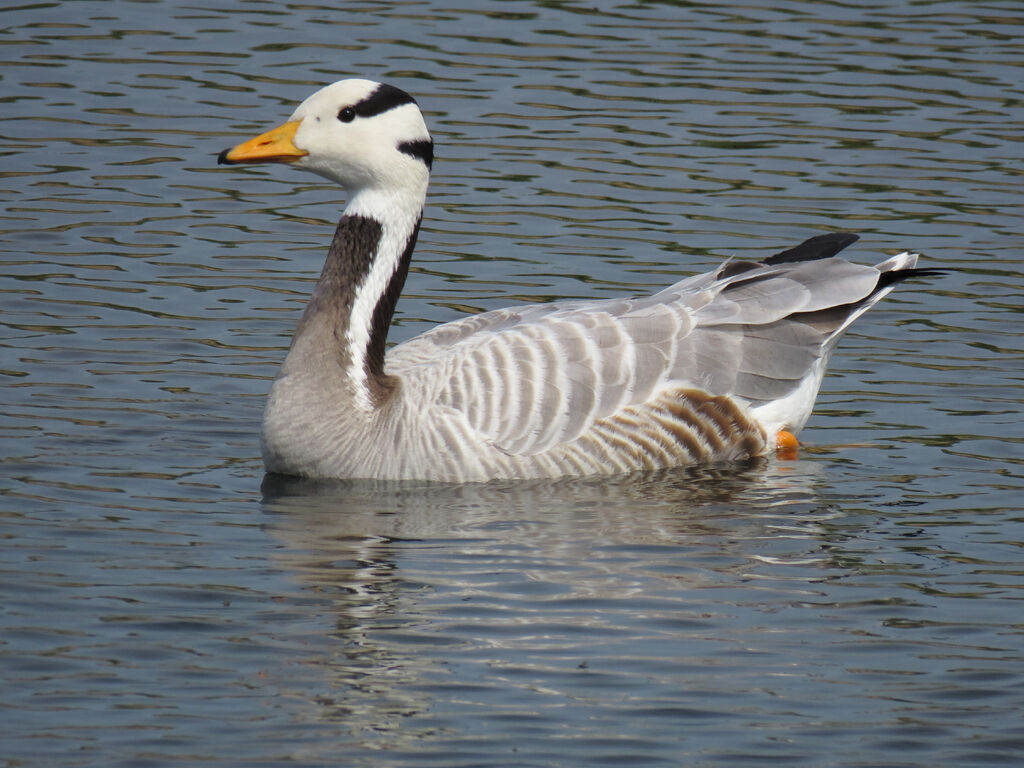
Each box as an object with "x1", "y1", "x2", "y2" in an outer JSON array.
[
  {"x1": 764, "y1": 232, "x2": 860, "y2": 265},
  {"x1": 762, "y1": 238, "x2": 951, "y2": 292}
]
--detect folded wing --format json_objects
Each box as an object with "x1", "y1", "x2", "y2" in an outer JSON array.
[{"x1": 388, "y1": 235, "x2": 921, "y2": 456}]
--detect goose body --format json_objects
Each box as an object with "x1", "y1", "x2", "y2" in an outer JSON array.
[{"x1": 219, "y1": 79, "x2": 936, "y2": 483}]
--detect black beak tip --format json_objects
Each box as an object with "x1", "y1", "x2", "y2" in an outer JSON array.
[{"x1": 217, "y1": 148, "x2": 234, "y2": 165}]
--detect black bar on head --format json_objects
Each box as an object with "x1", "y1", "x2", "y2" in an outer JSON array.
[
  {"x1": 399, "y1": 139, "x2": 434, "y2": 170},
  {"x1": 355, "y1": 83, "x2": 418, "y2": 119}
]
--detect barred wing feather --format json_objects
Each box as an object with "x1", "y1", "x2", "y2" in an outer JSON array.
[
  {"x1": 388, "y1": 253, "x2": 912, "y2": 458},
  {"x1": 390, "y1": 297, "x2": 695, "y2": 455}
]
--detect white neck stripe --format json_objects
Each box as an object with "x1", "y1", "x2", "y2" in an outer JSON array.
[{"x1": 343, "y1": 189, "x2": 422, "y2": 410}]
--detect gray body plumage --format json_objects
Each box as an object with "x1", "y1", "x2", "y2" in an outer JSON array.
[{"x1": 260, "y1": 238, "x2": 921, "y2": 482}]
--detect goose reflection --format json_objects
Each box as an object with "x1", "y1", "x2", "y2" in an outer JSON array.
[{"x1": 258, "y1": 461, "x2": 850, "y2": 735}]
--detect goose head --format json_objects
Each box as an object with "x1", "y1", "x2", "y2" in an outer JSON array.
[{"x1": 218, "y1": 79, "x2": 433, "y2": 200}]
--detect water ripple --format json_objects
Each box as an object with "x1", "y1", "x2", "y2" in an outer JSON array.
[{"x1": 2, "y1": 1, "x2": 1022, "y2": 766}]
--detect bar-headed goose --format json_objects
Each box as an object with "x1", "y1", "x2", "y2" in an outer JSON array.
[{"x1": 219, "y1": 79, "x2": 940, "y2": 482}]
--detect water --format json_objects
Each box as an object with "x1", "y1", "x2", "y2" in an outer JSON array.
[{"x1": 1, "y1": 1, "x2": 1022, "y2": 765}]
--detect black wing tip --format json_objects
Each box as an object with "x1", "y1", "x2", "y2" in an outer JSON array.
[
  {"x1": 765, "y1": 233, "x2": 955, "y2": 286},
  {"x1": 764, "y1": 232, "x2": 860, "y2": 265},
  {"x1": 876, "y1": 265, "x2": 952, "y2": 289}
]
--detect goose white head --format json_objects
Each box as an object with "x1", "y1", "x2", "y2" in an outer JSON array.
[
  {"x1": 220, "y1": 79, "x2": 434, "y2": 415},
  {"x1": 219, "y1": 79, "x2": 433, "y2": 198}
]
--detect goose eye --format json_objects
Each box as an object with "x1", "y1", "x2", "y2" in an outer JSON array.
[{"x1": 337, "y1": 107, "x2": 356, "y2": 123}]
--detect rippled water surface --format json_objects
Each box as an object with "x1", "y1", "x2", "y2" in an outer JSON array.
[{"x1": 2, "y1": 1, "x2": 1022, "y2": 766}]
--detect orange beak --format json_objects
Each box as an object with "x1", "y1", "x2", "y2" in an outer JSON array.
[{"x1": 218, "y1": 120, "x2": 308, "y2": 165}]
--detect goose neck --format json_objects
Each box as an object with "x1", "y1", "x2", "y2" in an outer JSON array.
[{"x1": 284, "y1": 187, "x2": 424, "y2": 413}]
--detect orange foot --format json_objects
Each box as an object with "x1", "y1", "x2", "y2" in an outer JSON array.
[{"x1": 775, "y1": 429, "x2": 800, "y2": 460}]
